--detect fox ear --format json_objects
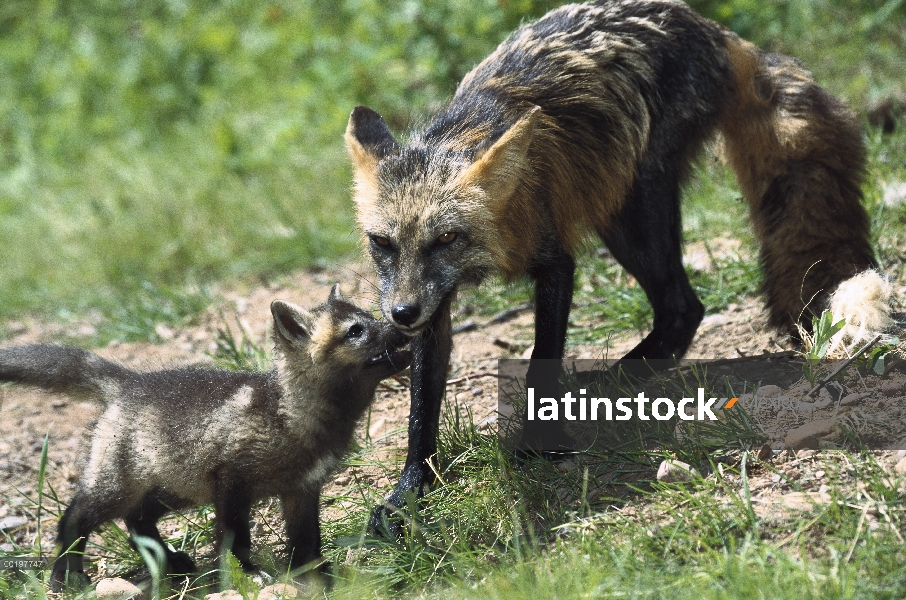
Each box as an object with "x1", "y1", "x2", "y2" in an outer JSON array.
[
  {"x1": 454, "y1": 106, "x2": 541, "y2": 208},
  {"x1": 271, "y1": 300, "x2": 314, "y2": 347},
  {"x1": 327, "y1": 283, "x2": 346, "y2": 304},
  {"x1": 345, "y1": 106, "x2": 400, "y2": 192}
]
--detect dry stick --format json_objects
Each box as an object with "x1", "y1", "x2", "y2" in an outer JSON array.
[
  {"x1": 445, "y1": 371, "x2": 503, "y2": 386},
  {"x1": 807, "y1": 334, "x2": 882, "y2": 397}
]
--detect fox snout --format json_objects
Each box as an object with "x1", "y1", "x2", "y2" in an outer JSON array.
[{"x1": 390, "y1": 303, "x2": 421, "y2": 328}]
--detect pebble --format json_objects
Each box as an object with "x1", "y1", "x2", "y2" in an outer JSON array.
[
  {"x1": 755, "y1": 385, "x2": 782, "y2": 398},
  {"x1": 813, "y1": 397, "x2": 832, "y2": 410},
  {"x1": 841, "y1": 392, "x2": 866, "y2": 407},
  {"x1": 756, "y1": 443, "x2": 773, "y2": 461},
  {"x1": 895, "y1": 455, "x2": 906, "y2": 476},
  {"x1": 95, "y1": 577, "x2": 143, "y2": 600},
  {"x1": 204, "y1": 592, "x2": 243, "y2": 600},
  {"x1": 258, "y1": 583, "x2": 299, "y2": 599},
  {"x1": 0, "y1": 516, "x2": 28, "y2": 531},
  {"x1": 656, "y1": 459, "x2": 700, "y2": 483},
  {"x1": 879, "y1": 380, "x2": 903, "y2": 397},
  {"x1": 785, "y1": 419, "x2": 839, "y2": 450}
]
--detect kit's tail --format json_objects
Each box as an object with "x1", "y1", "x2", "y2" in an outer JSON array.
[{"x1": 0, "y1": 344, "x2": 132, "y2": 402}]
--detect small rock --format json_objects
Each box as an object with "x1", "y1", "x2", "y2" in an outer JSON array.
[
  {"x1": 796, "y1": 449, "x2": 816, "y2": 459},
  {"x1": 895, "y1": 455, "x2": 906, "y2": 476},
  {"x1": 556, "y1": 460, "x2": 576, "y2": 473},
  {"x1": 795, "y1": 401, "x2": 816, "y2": 416},
  {"x1": 334, "y1": 475, "x2": 350, "y2": 486},
  {"x1": 813, "y1": 397, "x2": 832, "y2": 410},
  {"x1": 814, "y1": 470, "x2": 826, "y2": 479},
  {"x1": 479, "y1": 415, "x2": 497, "y2": 430},
  {"x1": 785, "y1": 419, "x2": 840, "y2": 450},
  {"x1": 879, "y1": 380, "x2": 903, "y2": 397},
  {"x1": 95, "y1": 577, "x2": 143, "y2": 600},
  {"x1": 841, "y1": 393, "x2": 866, "y2": 407},
  {"x1": 0, "y1": 516, "x2": 28, "y2": 531},
  {"x1": 756, "y1": 443, "x2": 773, "y2": 461},
  {"x1": 258, "y1": 583, "x2": 299, "y2": 600},
  {"x1": 656, "y1": 459, "x2": 700, "y2": 483},
  {"x1": 755, "y1": 385, "x2": 782, "y2": 398},
  {"x1": 204, "y1": 591, "x2": 244, "y2": 600},
  {"x1": 471, "y1": 387, "x2": 484, "y2": 396}
]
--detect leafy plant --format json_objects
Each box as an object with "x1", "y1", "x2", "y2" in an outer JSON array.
[{"x1": 802, "y1": 310, "x2": 846, "y2": 384}]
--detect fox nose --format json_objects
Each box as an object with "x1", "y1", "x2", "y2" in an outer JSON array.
[{"x1": 391, "y1": 303, "x2": 421, "y2": 327}]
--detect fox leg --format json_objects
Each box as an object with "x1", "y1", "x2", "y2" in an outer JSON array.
[
  {"x1": 601, "y1": 167, "x2": 704, "y2": 361},
  {"x1": 517, "y1": 251, "x2": 577, "y2": 453},
  {"x1": 213, "y1": 475, "x2": 255, "y2": 571},
  {"x1": 125, "y1": 492, "x2": 196, "y2": 576},
  {"x1": 281, "y1": 489, "x2": 325, "y2": 574},
  {"x1": 369, "y1": 296, "x2": 453, "y2": 534},
  {"x1": 51, "y1": 490, "x2": 122, "y2": 591}
]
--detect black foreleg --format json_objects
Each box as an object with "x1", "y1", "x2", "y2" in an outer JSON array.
[
  {"x1": 369, "y1": 296, "x2": 453, "y2": 533},
  {"x1": 518, "y1": 251, "x2": 577, "y2": 453}
]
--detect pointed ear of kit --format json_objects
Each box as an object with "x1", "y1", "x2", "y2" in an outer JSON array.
[
  {"x1": 327, "y1": 283, "x2": 346, "y2": 304},
  {"x1": 271, "y1": 300, "x2": 314, "y2": 347},
  {"x1": 454, "y1": 106, "x2": 541, "y2": 209},
  {"x1": 345, "y1": 106, "x2": 400, "y2": 189}
]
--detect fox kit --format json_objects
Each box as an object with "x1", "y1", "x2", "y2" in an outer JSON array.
[
  {"x1": 344, "y1": 0, "x2": 892, "y2": 522},
  {"x1": 0, "y1": 286, "x2": 411, "y2": 589}
]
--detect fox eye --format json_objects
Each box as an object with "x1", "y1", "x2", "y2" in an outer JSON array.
[
  {"x1": 437, "y1": 232, "x2": 457, "y2": 244},
  {"x1": 346, "y1": 324, "x2": 364, "y2": 339},
  {"x1": 372, "y1": 236, "x2": 390, "y2": 247}
]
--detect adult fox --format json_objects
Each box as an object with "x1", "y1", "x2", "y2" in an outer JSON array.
[{"x1": 344, "y1": 0, "x2": 891, "y2": 527}]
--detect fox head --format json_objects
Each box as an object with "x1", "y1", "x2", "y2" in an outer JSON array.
[
  {"x1": 270, "y1": 285, "x2": 412, "y2": 391},
  {"x1": 345, "y1": 105, "x2": 541, "y2": 332}
]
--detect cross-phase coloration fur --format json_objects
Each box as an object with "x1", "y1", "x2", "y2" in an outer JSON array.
[
  {"x1": 344, "y1": 0, "x2": 892, "y2": 526},
  {"x1": 0, "y1": 286, "x2": 411, "y2": 590}
]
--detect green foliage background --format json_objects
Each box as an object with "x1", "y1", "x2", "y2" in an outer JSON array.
[{"x1": 0, "y1": 0, "x2": 903, "y2": 329}]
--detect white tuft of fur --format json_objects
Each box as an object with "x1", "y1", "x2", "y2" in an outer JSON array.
[{"x1": 826, "y1": 270, "x2": 893, "y2": 356}]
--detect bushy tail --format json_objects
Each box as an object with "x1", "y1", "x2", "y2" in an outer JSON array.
[
  {"x1": 0, "y1": 344, "x2": 132, "y2": 402},
  {"x1": 718, "y1": 34, "x2": 891, "y2": 347}
]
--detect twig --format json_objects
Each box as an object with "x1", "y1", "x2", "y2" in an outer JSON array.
[
  {"x1": 807, "y1": 334, "x2": 882, "y2": 397},
  {"x1": 452, "y1": 303, "x2": 533, "y2": 335},
  {"x1": 445, "y1": 371, "x2": 501, "y2": 386}
]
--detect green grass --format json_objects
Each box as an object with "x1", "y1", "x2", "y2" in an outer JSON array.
[{"x1": 3, "y1": 376, "x2": 904, "y2": 599}]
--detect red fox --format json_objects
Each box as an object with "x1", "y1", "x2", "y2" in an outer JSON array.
[
  {"x1": 0, "y1": 286, "x2": 411, "y2": 589},
  {"x1": 344, "y1": 0, "x2": 892, "y2": 527}
]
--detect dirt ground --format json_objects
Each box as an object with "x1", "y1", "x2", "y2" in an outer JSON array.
[{"x1": 1, "y1": 258, "x2": 904, "y2": 576}]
